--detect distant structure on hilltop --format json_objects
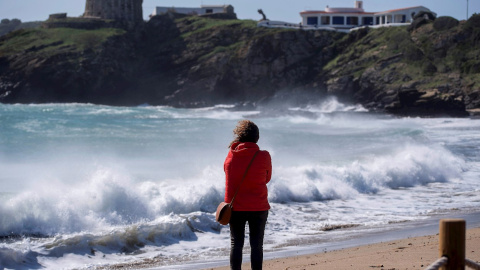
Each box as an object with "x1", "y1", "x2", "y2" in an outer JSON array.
[
  {"x1": 258, "y1": 0, "x2": 436, "y2": 32},
  {"x1": 299, "y1": 1, "x2": 435, "y2": 30},
  {"x1": 150, "y1": 5, "x2": 236, "y2": 19},
  {"x1": 83, "y1": 0, "x2": 143, "y2": 24}
]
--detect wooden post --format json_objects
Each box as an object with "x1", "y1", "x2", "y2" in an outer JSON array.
[{"x1": 439, "y1": 219, "x2": 466, "y2": 270}]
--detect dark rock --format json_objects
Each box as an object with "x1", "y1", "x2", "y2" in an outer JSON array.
[
  {"x1": 401, "y1": 81, "x2": 421, "y2": 90},
  {"x1": 398, "y1": 88, "x2": 424, "y2": 106},
  {"x1": 402, "y1": 74, "x2": 413, "y2": 82},
  {"x1": 433, "y1": 16, "x2": 459, "y2": 31},
  {"x1": 376, "y1": 53, "x2": 403, "y2": 69},
  {"x1": 408, "y1": 11, "x2": 436, "y2": 32},
  {"x1": 386, "y1": 88, "x2": 467, "y2": 116},
  {"x1": 413, "y1": 11, "x2": 437, "y2": 21},
  {"x1": 422, "y1": 61, "x2": 437, "y2": 75},
  {"x1": 380, "y1": 93, "x2": 398, "y2": 105},
  {"x1": 326, "y1": 75, "x2": 355, "y2": 96},
  {"x1": 0, "y1": 12, "x2": 478, "y2": 117},
  {"x1": 464, "y1": 14, "x2": 480, "y2": 29},
  {"x1": 465, "y1": 91, "x2": 480, "y2": 109},
  {"x1": 408, "y1": 18, "x2": 429, "y2": 32},
  {"x1": 200, "y1": 12, "x2": 237, "y2": 20},
  {"x1": 347, "y1": 27, "x2": 369, "y2": 42}
]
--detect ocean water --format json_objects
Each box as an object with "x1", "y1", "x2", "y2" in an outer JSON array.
[{"x1": 1, "y1": 98, "x2": 479, "y2": 269}]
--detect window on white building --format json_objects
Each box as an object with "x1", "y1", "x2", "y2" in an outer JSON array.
[
  {"x1": 363, "y1": 17, "x2": 374, "y2": 25},
  {"x1": 332, "y1": 16, "x2": 344, "y2": 25},
  {"x1": 321, "y1": 16, "x2": 330, "y2": 25},
  {"x1": 307, "y1": 16, "x2": 319, "y2": 25},
  {"x1": 347, "y1": 16, "x2": 359, "y2": 25},
  {"x1": 386, "y1": 15, "x2": 392, "y2": 24}
]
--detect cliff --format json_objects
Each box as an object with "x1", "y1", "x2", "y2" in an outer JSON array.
[
  {"x1": 0, "y1": 13, "x2": 479, "y2": 116},
  {"x1": 323, "y1": 15, "x2": 480, "y2": 116}
]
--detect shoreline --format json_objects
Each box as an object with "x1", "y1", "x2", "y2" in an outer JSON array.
[
  {"x1": 207, "y1": 227, "x2": 480, "y2": 270},
  {"x1": 145, "y1": 212, "x2": 480, "y2": 270}
]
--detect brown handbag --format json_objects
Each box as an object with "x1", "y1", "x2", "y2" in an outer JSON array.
[{"x1": 215, "y1": 151, "x2": 259, "y2": 225}]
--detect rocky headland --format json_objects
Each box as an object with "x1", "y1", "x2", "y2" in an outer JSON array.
[{"x1": 0, "y1": 13, "x2": 479, "y2": 116}]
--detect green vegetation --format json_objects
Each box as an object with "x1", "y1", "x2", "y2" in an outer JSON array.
[
  {"x1": 324, "y1": 26, "x2": 421, "y2": 74},
  {"x1": 320, "y1": 15, "x2": 480, "y2": 105},
  {"x1": 177, "y1": 16, "x2": 257, "y2": 38},
  {"x1": 172, "y1": 16, "x2": 296, "y2": 64},
  {"x1": 176, "y1": 16, "x2": 293, "y2": 39},
  {"x1": 0, "y1": 27, "x2": 125, "y2": 57},
  {"x1": 0, "y1": 12, "x2": 478, "y2": 111},
  {"x1": 433, "y1": 16, "x2": 459, "y2": 31},
  {"x1": 46, "y1": 17, "x2": 114, "y2": 24},
  {"x1": 198, "y1": 40, "x2": 245, "y2": 61}
]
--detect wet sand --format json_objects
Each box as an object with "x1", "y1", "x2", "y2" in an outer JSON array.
[{"x1": 207, "y1": 227, "x2": 480, "y2": 270}]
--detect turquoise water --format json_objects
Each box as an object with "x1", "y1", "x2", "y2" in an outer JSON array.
[{"x1": 0, "y1": 100, "x2": 479, "y2": 269}]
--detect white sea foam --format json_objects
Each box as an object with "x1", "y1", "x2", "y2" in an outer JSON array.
[
  {"x1": 268, "y1": 143, "x2": 464, "y2": 203},
  {"x1": 0, "y1": 166, "x2": 225, "y2": 236},
  {"x1": 0, "y1": 248, "x2": 41, "y2": 270},
  {"x1": 289, "y1": 96, "x2": 368, "y2": 113},
  {"x1": 1, "y1": 102, "x2": 480, "y2": 269},
  {"x1": 1, "y1": 141, "x2": 455, "y2": 232}
]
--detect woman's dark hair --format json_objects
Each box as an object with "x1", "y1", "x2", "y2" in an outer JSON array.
[{"x1": 229, "y1": 120, "x2": 259, "y2": 147}]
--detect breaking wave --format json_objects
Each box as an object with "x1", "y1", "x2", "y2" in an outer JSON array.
[
  {"x1": 269, "y1": 143, "x2": 464, "y2": 203},
  {"x1": 0, "y1": 144, "x2": 463, "y2": 239},
  {"x1": 1, "y1": 102, "x2": 478, "y2": 270}
]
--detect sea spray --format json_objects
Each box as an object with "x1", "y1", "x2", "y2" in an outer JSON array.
[
  {"x1": 0, "y1": 166, "x2": 225, "y2": 237},
  {"x1": 1, "y1": 102, "x2": 479, "y2": 269},
  {"x1": 268, "y1": 143, "x2": 464, "y2": 203},
  {"x1": 288, "y1": 96, "x2": 368, "y2": 113},
  {"x1": 2, "y1": 143, "x2": 462, "y2": 238}
]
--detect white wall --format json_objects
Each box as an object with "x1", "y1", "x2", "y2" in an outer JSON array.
[
  {"x1": 301, "y1": 6, "x2": 435, "y2": 27},
  {"x1": 151, "y1": 6, "x2": 227, "y2": 16}
]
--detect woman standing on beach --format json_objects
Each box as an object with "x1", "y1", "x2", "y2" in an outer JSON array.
[{"x1": 224, "y1": 120, "x2": 272, "y2": 270}]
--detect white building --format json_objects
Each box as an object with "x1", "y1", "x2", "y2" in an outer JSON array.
[
  {"x1": 300, "y1": 1, "x2": 436, "y2": 30},
  {"x1": 150, "y1": 5, "x2": 234, "y2": 17}
]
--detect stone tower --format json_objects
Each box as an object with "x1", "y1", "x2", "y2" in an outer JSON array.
[{"x1": 84, "y1": 0, "x2": 143, "y2": 24}]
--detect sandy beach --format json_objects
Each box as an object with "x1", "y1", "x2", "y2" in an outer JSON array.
[{"x1": 207, "y1": 227, "x2": 480, "y2": 270}]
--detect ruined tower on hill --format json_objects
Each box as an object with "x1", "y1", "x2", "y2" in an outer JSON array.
[{"x1": 84, "y1": 0, "x2": 143, "y2": 24}]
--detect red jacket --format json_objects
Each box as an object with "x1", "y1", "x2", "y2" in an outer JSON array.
[{"x1": 224, "y1": 142, "x2": 272, "y2": 211}]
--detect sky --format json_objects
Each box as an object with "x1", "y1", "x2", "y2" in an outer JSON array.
[{"x1": 0, "y1": 0, "x2": 479, "y2": 23}]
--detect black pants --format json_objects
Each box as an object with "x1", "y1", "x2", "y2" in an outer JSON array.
[{"x1": 229, "y1": 210, "x2": 269, "y2": 270}]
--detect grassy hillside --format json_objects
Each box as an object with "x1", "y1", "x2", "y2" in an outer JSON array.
[
  {"x1": 0, "y1": 27, "x2": 126, "y2": 57},
  {"x1": 172, "y1": 16, "x2": 297, "y2": 61},
  {"x1": 0, "y1": 14, "x2": 478, "y2": 114},
  {"x1": 175, "y1": 16, "x2": 258, "y2": 38},
  {"x1": 323, "y1": 14, "x2": 480, "y2": 103}
]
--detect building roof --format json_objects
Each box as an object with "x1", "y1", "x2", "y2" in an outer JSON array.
[
  {"x1": 301, "y1": 6, "x2": 432, "y2": 16},
  {"x1": 300, "y1": 10, "x2": 375, "y2": 15},
  {"x1": 375, "y1": 6, "x2": 425, "y2": 15},
  {"x1": 200, "y1": 5, "x2": 230, "y2": 8}
]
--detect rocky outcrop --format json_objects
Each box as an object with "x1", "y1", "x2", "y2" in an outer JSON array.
[
  {"x1": 323, "y1": 15, "x2": 480, "y2": 116},
  {"x1": 0, "y1": 13, "x2": 479, "y2": 116},
  {"x1": 0, "y1": 14, "x2": 341, "y2": 107},
  {"x1": 161, "y1": 23, "x2": 340, "y2": 107}
]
